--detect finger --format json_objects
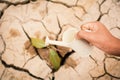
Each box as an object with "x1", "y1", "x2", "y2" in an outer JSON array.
[
  {"x1": 76, "y1": 32, "x2": 82, "y2": 39},
  {"x1": 77, "y1": 30, "x2": 91, "y2": 41},
  {"x1": 81, "y1": 22, "x2": 98, "y2": 32},
  {"x1": 81, "y1": 23, "x2": 93, "y2": 32}
]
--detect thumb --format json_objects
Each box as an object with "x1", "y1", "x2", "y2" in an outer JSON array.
[{"x1": 77, "y1": 30, "x2": 92, "y2": 42}]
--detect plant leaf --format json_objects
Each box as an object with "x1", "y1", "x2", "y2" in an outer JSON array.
[
  {"x1": 49, "y1": 49, "x2": 61, "y2": 70},
  {"x1": 31, "y1": 38, "x2": 45, "y2": 48}
]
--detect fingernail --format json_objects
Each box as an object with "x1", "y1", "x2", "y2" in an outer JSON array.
[{"x1": 84, "y1": 29, "x2": 92, "y2": 32}]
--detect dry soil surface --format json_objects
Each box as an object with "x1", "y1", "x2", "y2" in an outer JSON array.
[{"x1": 0, "y1": 0, "x2": 120, "y2": 80}]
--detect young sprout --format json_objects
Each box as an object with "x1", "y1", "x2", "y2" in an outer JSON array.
[
  {"x1": 31, "y1": 37, "x2": 61, "y2": 70},
  {"x1": 31, "y1": 38, "x2": 46, "y2": 48}
]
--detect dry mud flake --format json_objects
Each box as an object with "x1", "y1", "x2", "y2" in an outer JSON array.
[
  {"x1": 0, "y1": 3, "x2": 8, "y2": 11},
  {"x1": 0, "y1": 0, "x2": 29, "y2": 4},
  {"x1": 105, "y1": 58, "x2": 120, "y2": 78},
  {"x1": 24, "y1": 56, "x2": 52, "y2": 78},
  {"x1": 54, "y1": 66, "x2": 81, "y2": 80},
  {"x1": 0, "y1": 16, "x2": 29, "y2": 67},
  {"x1": 100, "y1": 0, "x2": 120, "y2": 30},
  {"x1": 0, "y1": 68, "x2": 38, "y2": 80},
  {"x1": 110, "y1": 27, "x2": 120, "y2": 39},
  {"x1": 0, "y1": 35, "x2": 5, "y2": 56},
  {"x1": 0, "y1": 61, "x2": 5, "y2": 78}
]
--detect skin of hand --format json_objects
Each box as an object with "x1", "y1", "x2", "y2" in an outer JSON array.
[{"x1": 77, "y1": 21, "x2": 120, "y2": 56}]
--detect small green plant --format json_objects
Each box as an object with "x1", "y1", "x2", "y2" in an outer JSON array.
[
  {"x1": 49, "y1": 49, "x2": 61, "y2": 70},
  {"x1": 31, "y1": 37, "x2": 61, "y2": 70},
  {"x1": 31, "y1": 38, "x2": 46, "y2": 48}
]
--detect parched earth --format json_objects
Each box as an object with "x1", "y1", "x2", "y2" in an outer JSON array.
[{"x1": 0, "y1": 0, "x2": 120, "y2": 80}]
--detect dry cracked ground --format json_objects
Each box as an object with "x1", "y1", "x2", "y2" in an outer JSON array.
[{"x1": 0, "y1": 0, "x2": 120, "y2": 80}]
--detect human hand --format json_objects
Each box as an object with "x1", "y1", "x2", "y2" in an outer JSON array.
[{"x1": 77, "y1": 21, "x2": 120, "y2": 56}]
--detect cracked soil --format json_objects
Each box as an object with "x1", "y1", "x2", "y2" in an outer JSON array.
[{"x1": 0, "y1": 0, "x2": 120, "y2": 80}]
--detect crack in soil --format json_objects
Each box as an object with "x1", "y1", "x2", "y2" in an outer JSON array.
[
  {"x1": 41, "y1": 1, "x2": 49, "y2": 20},
  {"x1": 107, "y1": 57, "x2": 120, "y2": 61},
  {"x1": 41, "y1": 21, "x2": 56, "y2": 35},
  {"x1": 0, "y1": 0, "x2": 30, "y2": 6},
  {"x1": 47, "y1": 0, "x2": 87, "y2": 13},
  {"x1": 55, "y1": 15, "x2": 62, "y2": 40},
  {"x1": 104, "y1": 63, "x2": 120, "y2": 79},
  {"x1": 0, "y1": 16, "x2": 50, "y2": 80},
  {"x1": 1, "y1": 59, "x2": 44, "y2": 80},
  {"x1": 89, "y1": 55, "x2": 98, "y2": 65},
  {"x1": 75, "y1": 0, "x2": 79, "y2": 5},
  {"x1": 22, "y1": 55, "x2": 37, "y2": 67},
  {"x1": 0, "y1": 11, "x2": 3, "y2": 19},
  {"x1": 21, "y1": 24, "x2": 43, "y2": 60},
  {"x1": 0, "y1": 21, "x2": 45, "y2": 79},
  {"x1": 0, "y1": 35, "x2": 6, "y2": 58},
  {"x1": 0, "y1": 68, "x2": 6, "y2": 80},
  {"x1": 110, "y1": 26, "x2": 120, "y2": 30},
  {"x1": 104, "y1": 57, "x2": 120, "y2": 79},
  {"x1": 89, "y1": 54, "x2": 120, "y2": 79},
  {"x1": 88, "y1": 55, "x2": 106, "y2": 79},
  {"x1": 60, "y1": 50, "x2": 74, "y2": 66},
  {"x1": 97, "y1": 0, "x2": 110, "y2": 21},
  {"x1": 89, "y1": 72, "x2": 106, "y2": 80},
  {"x1": 74, "y1": 14, "x2": 83, "y2": 21}
]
